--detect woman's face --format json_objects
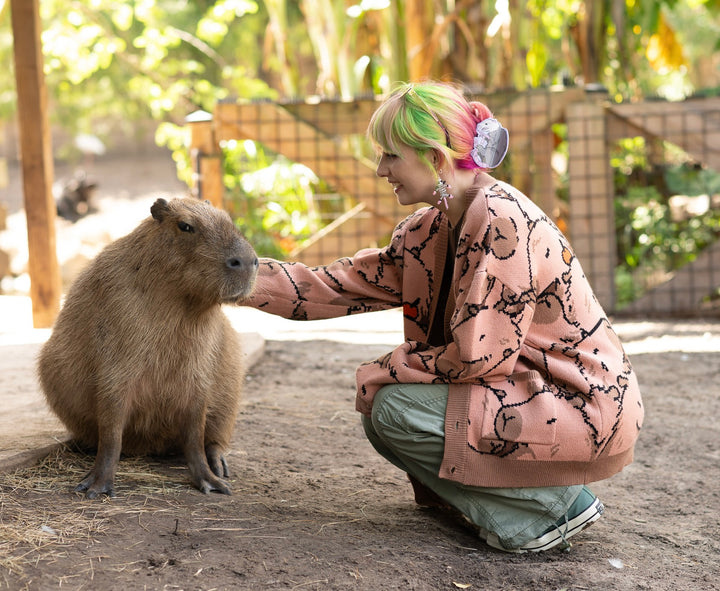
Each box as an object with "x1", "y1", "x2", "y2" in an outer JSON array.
[{"x1": 376, "y1": 143, "x2": 436, "y2": 207}]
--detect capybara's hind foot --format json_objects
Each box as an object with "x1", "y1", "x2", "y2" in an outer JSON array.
[
  {"x1": 206, "y1": 444, "x2": 229, "y2": 478},
  {"x1": 75, "y1": 471, "x2": 116, "y2": 499}
]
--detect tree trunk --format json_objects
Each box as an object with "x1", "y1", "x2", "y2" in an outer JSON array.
[{"x1": 405, "y1": 0, "x2": 434, "y2": 81}]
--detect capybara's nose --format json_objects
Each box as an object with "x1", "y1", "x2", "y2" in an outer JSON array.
[{"x1": 226, "y1": 255, "x2": 259, "y2": 271}]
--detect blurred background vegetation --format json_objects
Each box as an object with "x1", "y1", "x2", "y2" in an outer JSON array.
[
  {"x1": 1, "y1": 0, "x2": 719, "y2": 305},
  {"x1": 2, "y1": 1, "x2": 716, "y2": 133}
]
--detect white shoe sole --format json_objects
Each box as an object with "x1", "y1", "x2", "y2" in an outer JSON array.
[{"x1": 484, "y1": 497, "x2": 605, "y2": 553}]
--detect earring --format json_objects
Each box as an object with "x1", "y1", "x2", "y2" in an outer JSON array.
[{"x1": 433, "y1": 171, "x2": 454, "y2": 209}]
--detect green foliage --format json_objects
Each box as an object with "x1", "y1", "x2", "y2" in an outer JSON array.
[
  {"x1": 221, "y1": 139, "x2": 324, "y2": 258},
  {"x1": 665, "y1": 162, "x2": 720, "y2": 196},
  {"x1": 612, "y1": 137, "x2": 720, "y2": 307},
  {"x1": 0, "y1": 0, "x2": 274, "y2": 156}
]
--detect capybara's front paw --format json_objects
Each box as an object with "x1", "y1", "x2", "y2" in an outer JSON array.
[
  {"x1": 75, "y1": 472, "x2": 116, "y2": 499},
  {"x1": 195, "y1": 473, "x2": 232, "y2": 495},
  {"x1": 189, "y1": 446, "x2": 232, "y2": 493}
]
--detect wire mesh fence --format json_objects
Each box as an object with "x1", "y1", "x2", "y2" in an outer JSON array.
[{"x1": 190, "y1": 89, "x2": 720, "y2": 317}]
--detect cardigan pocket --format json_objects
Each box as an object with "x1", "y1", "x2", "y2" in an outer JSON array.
[{"x1": 478, "y1": 370, "x2": 558, "y2": 447}]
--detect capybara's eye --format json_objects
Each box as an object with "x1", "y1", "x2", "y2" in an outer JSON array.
[{"x1": 177, "y1": 221, "x2": 195, "y2": 233}]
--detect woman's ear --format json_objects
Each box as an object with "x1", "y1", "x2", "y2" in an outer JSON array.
[{"x1": 429, "y1": 148, "x2": 445, "y2": 169}]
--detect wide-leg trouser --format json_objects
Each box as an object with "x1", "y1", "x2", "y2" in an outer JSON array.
[{"x1": 362, "y1": 383, "x2": 583, "y2": 549}]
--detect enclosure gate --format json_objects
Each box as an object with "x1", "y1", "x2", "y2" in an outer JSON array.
[
  {"x1": 188, "y1": 90, "x2": 720, "y2": 317},
  {"x1": 604, "y1": 98, "x2": 720, "y2": 315}
]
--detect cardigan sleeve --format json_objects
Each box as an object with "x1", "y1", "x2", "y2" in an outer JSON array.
[{"x1": 244, "y1": 216, "x2": 412, "y2": 320}]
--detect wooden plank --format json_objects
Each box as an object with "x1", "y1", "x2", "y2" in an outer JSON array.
[
  {"x1": 607, "y1": 98, "x2": 720, "y2": 169},
  {"x1": 531, "y1": 129, "x2": 556, "y2": 217},
  {"x1": 10, "y1": 0, "x2": 60, "y2": 328},
  {"x1": 199, "y1": 155, "x2": 223, "y2": 209},
  {"x1": 186, "y1": 113, "x2": 221, "y2": 204},
  {"x1": 606, "y1": 110, "x2": 654, "y2": 143},
  {"x1": 609, "y1": 97, "x2": 720, "y2": 119},
  {"x1": 405, "y1": 0, "x2": 434, "y2": 81},
  {"x1": 282, "y1": 99, "x2": 380, "y2": 137},
  {"x1": 189, "y1": 117, "x2": 215, "y2": 153}
]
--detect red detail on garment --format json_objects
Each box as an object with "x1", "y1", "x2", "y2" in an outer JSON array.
[{"x1": 403, "y1": 302, "x2": 419, "y2": 319}]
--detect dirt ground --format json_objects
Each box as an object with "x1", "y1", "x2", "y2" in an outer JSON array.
[
  {"x1": 1, "y1": 320, "x2": 719, "y2": 591},
  {"x1": 2, "y1": 154, "x2": 720, "y2": 590}
]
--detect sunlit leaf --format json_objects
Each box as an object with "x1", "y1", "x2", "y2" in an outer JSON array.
[{"x1": 646, "y1": 12, "x2": 686, "y2": 72}]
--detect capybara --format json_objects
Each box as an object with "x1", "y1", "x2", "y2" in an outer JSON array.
[{"x1": 38, "y1": 197, "x2": 258, "y2": 498}]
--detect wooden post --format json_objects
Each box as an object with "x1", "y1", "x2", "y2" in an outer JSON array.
[
  {"x1": 186, "y1": 110, "x2": 223, "y2": 208},
  {"x1": 531, "y1": 129, "x2": 557, "y2": 219},
  {"x1": 566, "y1": 89, "x2": 615, "y2": 311},
  {"x1": 10, "y1": 0, "x2": 60, "y2": 328}
]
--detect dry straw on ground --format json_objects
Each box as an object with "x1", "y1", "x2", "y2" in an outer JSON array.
[{"x1": 0, "y1": 444, "x2": 186, "y2": 578}]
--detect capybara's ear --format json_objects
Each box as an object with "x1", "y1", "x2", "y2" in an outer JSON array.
[{"x1": 150, "y1": 198, "x2": 170, "y2": 222}]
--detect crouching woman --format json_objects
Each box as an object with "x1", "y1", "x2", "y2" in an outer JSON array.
[{"x1": 243, "y1": 81, "x2": 644, "y2": 553}]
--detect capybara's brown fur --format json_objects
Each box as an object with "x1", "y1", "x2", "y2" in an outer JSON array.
[{"x1": 38, "y1": 197, "x2": 258, "y2": 498}]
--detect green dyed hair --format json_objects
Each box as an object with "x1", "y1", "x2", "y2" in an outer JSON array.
[{"x1": 368, "y1": 81, "x2": 494, "y2": 170}]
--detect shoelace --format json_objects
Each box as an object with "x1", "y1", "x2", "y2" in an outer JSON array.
[{"x1": 553, "y1": 513, "x2": 573, "y2": 551}]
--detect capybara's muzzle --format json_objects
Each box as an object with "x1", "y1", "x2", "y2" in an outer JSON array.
[
  {"x1": 225, "y1": 251, "x2": 258, "y2": 300},
  {"x1": 226, "y1": 253, "x2": 259, "y2": 272}
]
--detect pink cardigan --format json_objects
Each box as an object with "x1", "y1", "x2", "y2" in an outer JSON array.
[{"x1": 247, "y1": 175, "x2": 644, "y2": 488}]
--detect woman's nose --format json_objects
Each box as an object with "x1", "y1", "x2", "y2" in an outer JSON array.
[{"x1": 376, "y1": 156, "x2": 388, "y2": 177}]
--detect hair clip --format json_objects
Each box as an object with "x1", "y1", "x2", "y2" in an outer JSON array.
[{"x1": 470, "y1": 118, "x2": 509, "y2": 169}]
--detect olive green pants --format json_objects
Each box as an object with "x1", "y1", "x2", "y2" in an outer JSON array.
[{"x1": 362, "y1": 383, "x2": 583, "y2": 549}]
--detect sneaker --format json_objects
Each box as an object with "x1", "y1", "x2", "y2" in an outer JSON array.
[{"x1": 483, "y1": 486, "x2": 604, "y2": 553}]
